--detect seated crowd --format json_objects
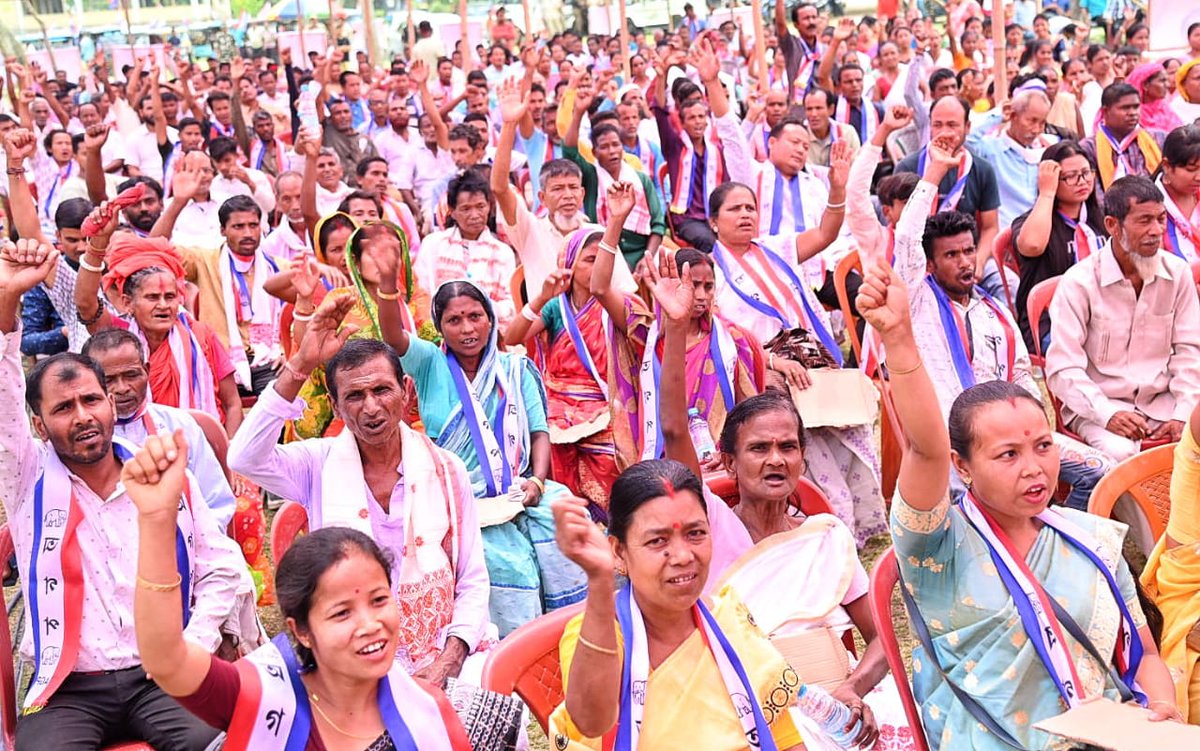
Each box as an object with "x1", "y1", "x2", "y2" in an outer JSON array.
[{"x1": 7, "y1": 2, "x2": 1200, "y2": 749}]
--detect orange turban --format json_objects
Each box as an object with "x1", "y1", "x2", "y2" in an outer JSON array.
[{"x1": 101, "y1": 234, "x2": 185, "y2": 296}]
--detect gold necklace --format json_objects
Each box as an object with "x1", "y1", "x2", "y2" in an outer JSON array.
[{"x1": 309, "y1": 691, "x2": 383, "y2": 741}]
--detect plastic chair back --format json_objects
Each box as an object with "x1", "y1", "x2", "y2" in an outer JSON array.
[
  {"x1": 1026, "y1": 276, "x2": 1059, "y2": 363},
  {"x1": 834, "y1": 250, "x2": 864, "y2": 364},
  {"x1": 704, "y1": 475, "x2": 835, "y2": 517},
  {"x1": 270, "y1": 501, "x2": 310, "y2": 566},
  {"x1": 877, "y1": 377, "x2": 907, "y2": 502},
  {"x1": 992, "y1": 227, "x2": 1017, "y2": 314},
  {"x1": 868, "y1": 547, "x2": 932, "y2": 751},
  {"x1": 480, "y1": 603, "x2": 585, "y2": 732},
  {"x1": 1087, "y1": 441, "x2": 1176, "y2": 556}
]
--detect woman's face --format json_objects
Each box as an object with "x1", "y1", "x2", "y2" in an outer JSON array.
[
  {"x1": 290, "y1": 551, "x2": 398, "y2": 684},
  {"x1": 879, "y1": 42, "x2": 899, "y2": 70},
  {"x1": 1164, "y1": 156, "x2": 1200, "y2": 194},
  {"x1": 1042, "y1": 68, "x2": 1061, "y2": 99},
  {"x1": 438, "y1": 295, "x2": 491, "y2": 361},
  {"x1": 1090, "y1": 49, "x2": 1112, "y2": 77},
  {"x1": 953, "y1": 400, "x2": 1060, "y2": 524},
  {"x1": 571, "y1": 242, "x2": 599, "y2": 295},
  {"x1": 1130, "y1": 27, "x2": 1149, "y2": 52},
  {"x1": 324, "y1": 226, "x2": 352, "y2": 274},
  {"x1": 125, "y1": 271, "x2": 180, "y2": 338},
  {"x1": 1035, "y1": 44, "x2": 1054, "y2": 69},
  {"x1": 1055, "y1": 154, "x2": 1094, "y2": 204},
  {"x1": 612, "y1": 491, "x2": 711, "y2": 614},
  {"x1": 1063, "y1": 60, "x2": 1088, "y2": 92},
  {"x1": 1144, "y1": 70, "x2": 1168, "y2": 101},
  {"x1": 723, "y1": 409, "x2": 804, "y2": 505},
  {"x1": 687, "y1": 262, "x2": 715, "y2": 319},
  {"x1": 711, "y1": 186, "x2": 759, "y2": 247},
  {"x1": 1163, "y1": 59, "x2": 1181, "y2": 93}
]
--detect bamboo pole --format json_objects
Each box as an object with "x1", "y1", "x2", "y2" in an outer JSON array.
[
  {"x1": 619, "y1": 0, "x2": 630, "y2": 80},
  {"x1": 407, "y1": 0, "x2": 416, "y2": 52},
  {"x1": 751, "y1": 0, "x2": 767, "y2": 93},
  {"x1": 360, "y1": 0, "x2": 377, "y2": 69},
  {"x1": 992, "y1": 0, "x2": 1006, "y2": 104},
  {"x1": 521, "y1": 0, "x2": 532, "y2": 45},
  {"x1": 460, "y1": 0, "x2": 471, "y2": 71}
]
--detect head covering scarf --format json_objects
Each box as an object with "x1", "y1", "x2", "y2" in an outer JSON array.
[
  {"x1": 345, "y1": 220, "x2": 416, "y2": 339},
  {"x1": 1127, "y1": 60, "x2": 1185, "y2": 131},
  {"x1": 101, "y1": 234, "x2": 185, "y2": 296},
  {"x1": 1178, "y1": 58, "x2": 1200, "y2": 104},
  {"x1": 312, "y1": 211, "x2": 357, "y2": 266}
]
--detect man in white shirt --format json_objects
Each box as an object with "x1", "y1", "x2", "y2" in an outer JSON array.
[
  {"x1": 154, "y1": 150, "x2": 222, "y2": 248},
  {"x1": 373, "y1": 97, "x2": 419, "y2": 193},
  {"x1": 76, "y1": 102, "x2": 125, "y2": 174},
  {"x1": 126, "y1": 92, "x2": 179, "y2": 183},
  {"x1": 230, "y1": 320, "x2": 492, "y2": 683},
  {"x1": 0, "y1": 239, "x2": 252, "y2": 750},
  {"x1": 255, "y1": 67, "x2": 291, "y2": 137},
  {"x1": 81, "y1": 328, "x2": 237, "y2": 528},
  {"x1": 1047, "y1": 175, "x2": 1200, "y2": 460},
  {"x1": 259, "y1": 171, "x2": 311, "y2": 262},
  {"x1": 359, "y1": 87, "x2": 390, "y2": 139},
  {"x1": 207, "y1": 136, "x2": 276, "y2": 215}
]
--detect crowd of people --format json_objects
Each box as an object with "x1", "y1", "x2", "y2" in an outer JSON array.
[{"x1": 5, "y1": 0, "x2": 1200, "y2": 748}]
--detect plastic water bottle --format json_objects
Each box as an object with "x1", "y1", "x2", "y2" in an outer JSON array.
[
  {"x1": 794, "y1": 683, "x2": 867, "y2": 749},
  {"x1": 298, "y1": 81, "x2": 321, "y2": 132},
  {"x1": 687, "y1": 408, "x2": 716, "y2": 462}
]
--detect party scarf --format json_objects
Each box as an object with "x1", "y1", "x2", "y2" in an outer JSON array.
[
  {"x1": 609, "y1": 586, "x2": 778, "y2": 751},
  {"x1": 756, "y1": 167, "x2": 807, "y2": 235},
  {"x1": 1158, "y1": 177, "x2": 1200, "y2": 261},
  {"x1": 670, "y1": 129, "x2": 724, "y2": 216},
  {"x1": 1056, "y1": 205, "x2": 1103, "y2": 262},
  {"x1": 216, "y1": 246, "x2": 281, "y2": 387},
  {"x1": 835, "y1": 96, "x2": 878, "y2": 143},
  {"x1": 925, "y1": 276, "x2": 1014, "y2": 388},
  {"x1": 956, "y1": 494, "x2": 1145, "y2": 709},
  {"x1": 130, "y1": 313, "x2": 220, "y2": 415},
  {"x1": 916, "y1": 147, "x2": 974, "y2": 213},
  {"x1": 1095, "y1": 125, "x2": 1161, "y2": 190},
  {"x1": 24, "y1": 438, "x2": 196, "y2": 713}
]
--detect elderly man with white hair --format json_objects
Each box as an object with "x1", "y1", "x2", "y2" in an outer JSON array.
[{"x1": 965, "y1": 77, "x2": 1059, "y2": 227}]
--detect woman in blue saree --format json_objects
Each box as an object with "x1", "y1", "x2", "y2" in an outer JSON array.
[
  {"x1": 855, "y1": 261, "x2": 1181, "y2": 750},
  {"x1": 381, "y1": 275, "x2": 587, "y2": 636}
]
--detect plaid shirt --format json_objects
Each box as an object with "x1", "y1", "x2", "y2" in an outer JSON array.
[{"x1": 414, "y1": 227, "x2": 517, "y2": 331}]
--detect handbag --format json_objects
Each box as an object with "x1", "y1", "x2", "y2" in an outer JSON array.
[
  {"x1": 443, "y1": 677, "x2": 524, "y2": 751},
  {"x1": 770, "y1": 626, "x2": 852, "y2": 692},
  {"x1": 764, "y1": 326, "x2": 840, "y2": 370}
]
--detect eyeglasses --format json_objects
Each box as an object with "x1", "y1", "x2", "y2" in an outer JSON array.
[{"x1": 1059, "y1": 169, "x2": 1094, "y2": 185}]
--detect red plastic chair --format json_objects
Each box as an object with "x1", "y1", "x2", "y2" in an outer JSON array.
[
  {"x1": 0, "y1": 526, "x2": 153, "y2": 750},
  {"x1": 1087, "y1": 442, "x2": 1176, "y2": 556},
  {"x1": 834, "y1": 250, "x2": 864, "y2": 366},
  {"x1": 868, "y1": 547, "x2": 932, "y2": 751},
  {"x1": 480, "y1": 603, "x2": 585, "y2": 733},
  {"x1": 704, "y1": 474, "x2": 835, "y2": 517},
  {"x1": 877, "y1": 376, "x2": 907, "y2": 502},
  {"x1": 992, "y1": 226, "x2": 1018, "y2": 315},
  {"x1": 1026, "y1": 276, "x2": 1059, "y2": 366},
  {"x1": 270, "y1": 500, "x2": 310, "y2": 566}
]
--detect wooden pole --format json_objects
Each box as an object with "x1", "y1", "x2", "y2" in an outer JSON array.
[
  {"x1": 618, "y1": 0, "x2": 630, "y2": 80},
  {"x1": 360, "y1": 0, "x2": 377, "y2": 69},
  {"x1": 406, "y1": 0, "x2": 416, "y2": 53},
  {"x1": 991, "y1": 0, "x2": 1006, "y2": 105},
  {"x1": 751, "y1": 0, "x2": 767, "y2": 93},
  {"x1": 521, "y1": 0, "x2": 532, "y2": 45},
  {"x1": 119, "y1": 0, "x2": 134, "y2": 46},
  {"x1": 460, "y1": 0, "x2": 471, "y2": 71}
]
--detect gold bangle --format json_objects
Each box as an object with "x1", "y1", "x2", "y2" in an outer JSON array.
[
  {"x1": 577, "y1": 634, "x2": 618, "y2": 656},
  {"x1": 376, "y1": 288, "x2": 401, "y2": 301},
  {"x1": 528, "y1": 476, "x2": 545, "y2": 495},
  {"x1": 887, "y1": 359, "x2": 923, "y2": 376},
  {"x1": 137, "y1": 573, "x2": 182, "y2": 592}
]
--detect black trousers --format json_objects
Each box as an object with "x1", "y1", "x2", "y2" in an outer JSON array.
[
  {"x1": 814, "y1": 268, "x2": 865, "y2": 367},
  {"x1": 15, "y1": 667, "x2": 220, "y2": 751},
  {"x1": 671, "y1": 216, "x2": 717, "y2": 253}
]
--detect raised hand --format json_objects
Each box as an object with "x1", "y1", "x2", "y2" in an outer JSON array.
[
  {"x1": 1037, "y1": 160, "x2": 1061, "y2": 196},
  {"x1": 856, "y1": 262, "x2": 912, "y2": 340},
  {"x1": 3, "y1": 128, "x2": 35, "y2": 164},
  {"x1": 552, "y1": 495, "x2": 613, "y2": 580},
  {"x1": 293, "y1": 292, "x2": 359, "y2": 373},
  {"x1": 83, "y1": 200, "x2": 121, "y2": 245},
  {"x1": 0, "y1": 239, "x2": 59, "y2": 298},
  {"x1": 605, "y1": 181, "x2": 636, "y2": 219},
  {"x1": 689, "y1": 37, "x2": 720, "y2": 83},
  {"x1": 833, "y1": 17, "x2": 855, "y2": 43},
  {"x1": 537, "y1": 268, "x2": 571, "y2": 306},
  {"x1": 828, "y1": 140, "x2": 852, "y2": 189},
  {"x1": 921, "y1": 136, "x2": 959, "y2": 183},
  {"x1": 498, "y1": 77, "x2": 527, "y2": 124},
  {"x1": 643, "y1": 249, "x2": 695, "y2": 323},
  {"x1": 409, "y1": 59, "x2": 429, "y2": 87},
  {"x1": 290, "y1": 255, "x2": 321, "y2": 303},
  {"x1": 84, "y1": 123, "x2": 110, "y2": 152},
  {"x1": 121, "y1": 429, "x2": 190, "y2": 522},
  {"x1": 881, "y1": 105, "x2": 913, "y2": 132}
]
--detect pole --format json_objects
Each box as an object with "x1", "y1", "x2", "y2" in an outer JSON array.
[
  {"x1": 521, "y1": 0, "x2": 532, "y2": 45},
  {"x1": 751, "y1": 0, "x2": 767, "y2": 93},
  {"x1": 120, "y1": 0, "x2": 134, "y2": 46},
  {"x1": 360, "y1": 0, "x2": 377, "y2": 69},
  {"x1": 407, "y1": 0, "x2": 416, "y2": 53},
  {"x1": 460, "y1": 0, "x2": 471, "y2": 71},
  {"x1": 991, "y1": 0, "x2": 1006, "y2": 106},
  {"x1": 618, "y1": 0, "x2": 630, "y2": 80}
]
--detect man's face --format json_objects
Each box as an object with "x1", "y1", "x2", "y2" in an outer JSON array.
[
  {"x1": 551, "y1": 44, "x2": 566, "y2": 63},
  {"x1": 466, "y1": 86, "x2": 489, "y2": 114},
  {"x1": 448, "y1": 137, "x2": 480, "y2": 170},
  {"x1": 360, "y1": 162, "x2": 389, "y2": 195},
  {"x1": 528, "y1": 89, "x2": 546, "y2": 123},
  {"x1": 343, "y1": 73, "x2": 363, "y2": 100},
  {"x1": 346, "y1": 197, "x2": 380, "y2": 222},
  {"x1": 450, "y1": 189, "x2": 489, "y2": 237},
  {"x1": 438, "y1": 61, "x2": 454, "y2": 83},
  {"x1": 31, "y1": 100, "x2": 49, "y2": 127},
  {"x1": 31, "y1": 363, "x2": 115, "y2": 467},
  {"x1": 837, "y1": 69, "x2": 864, "y2": 103},
  {"x1": 253, "y1": 116, "x2": 274, "y2": 141},
  {"x1": 489, "y1": 47, "x2": 507, "y2": 68},
  {"x1": 795, "y1": 5, "x2": 819, "y2": 38},
  {"x1": 369, "y1": 92, "x2": 387, "y2": 120},
  {"x1": 124, "y1": 188, "x2": 163, "y2": 232},
  {"x1": 928, "y1": 231, "x2": 977, "y2": 299},
  {"x1": 594, "y1": 131, "x2": 625, "y2": 174},
  {"x1": 388, "y1": 100, "x2": 410, "y2": 131},
  {"x1": 140, "y1": 98, "x2": 157, "y2": 125},
  {"x1": 180, "y1": 124, "x2": 205, "y2": 152},
  {"x1": 222, "y1": 210, "x2": 262, "y2": 256},
  {"x1": 216, "y1": 152, "x2": 241, "y2": 179},
  {"x1": 331, "y1": 355, "x2": 408, "y2": 446},
  {"x1": 56, "y1": 227, "x2": 84, "y2": 261},
  {"x1": 769, "y1": 123, "x2": 810, "y2": 175},
  {"x1": 418, "y1": 114, "x2": 435, "y2": 143},
  {"x1": 78, "y1": 104, "x2": 101, "y2": 128},
  {"x1": 215, "y1": 79, "x2": 233, "y2": 95},
  {"x1": 539, "y1": 173, "x2": 583, "y2": 217},
  {"x1": 803, "y1": 93, "x2": 831, "y2": 132},
  {"x1": 543, "y1": 108, "x2": 560, "y2": 143},
  {"x1": 210, "y1": 98, "x2": 232, "y2": 124},
  {"x1": 329, "y1": 103, "x2": 353, "y2": 132},
  {"x1": 276, "y1": 176, "x2": 303, "y2": 223},
  {"x1": 931, "y1": 76, "x2": 959, "y2": 100},
  {"x1": 1107, "y1": 199, "x2": 1166, "y2": 258},
  {"x1": 929, "y1": 99, "x2": 967, "y2": 153},
  {"x1": 1008, "y1": 97, "x2": 1050, "y2": 145},
  {"x1": 1104, "y1": 93, "x2": 1141, "y2": 134},
  {"x1": 260, "y1": 72, "x2": 277, "y2": 96},
  {"x1": 49, "y1": 132, "x2": 73, "y2": 163},
  {"x1": 617, "y1": 104, "x2": 641, "y2": 139},
  {"x1": 316, "y1": 154, "x2": 343, "y2": 188},
  {"x1": 238, "y1": 78, "x2": 257, "y2": 103},
  {"x1": 162, "y1": 95, "x2": 180, "y2": 122},
  {"x1": 680, "y1": 102, "x2": 709, "y2": 141}
]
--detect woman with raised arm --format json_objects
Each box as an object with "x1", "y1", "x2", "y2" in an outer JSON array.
[
  {"x1": 127, "y1": 430, "x2": 472, "y2": 751},
  {"x1": 547, "y1": 459, "x2": 804, "y2": 750},
  {"x1": 503, "y1": 182, "x2": 652, "y2": 522},
  {"x1": 862, "y1": 260, "x2": 1181, "y2": 750}
]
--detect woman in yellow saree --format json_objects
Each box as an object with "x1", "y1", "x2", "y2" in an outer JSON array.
[{"x1": 290, "y1": 219, "x2": 433, "y2": 439}]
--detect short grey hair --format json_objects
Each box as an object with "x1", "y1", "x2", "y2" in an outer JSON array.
[
  {"x1": 1011, "y1": 88, "x2": 1052, "y2": 114},
  {"x1": 275, "y1": 170, "x2": 303, "y2": 191}
]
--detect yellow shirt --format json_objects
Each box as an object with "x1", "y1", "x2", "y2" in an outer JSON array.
[{"x1": 548, "y1": 586, "x2": 803, "y2": 750}]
